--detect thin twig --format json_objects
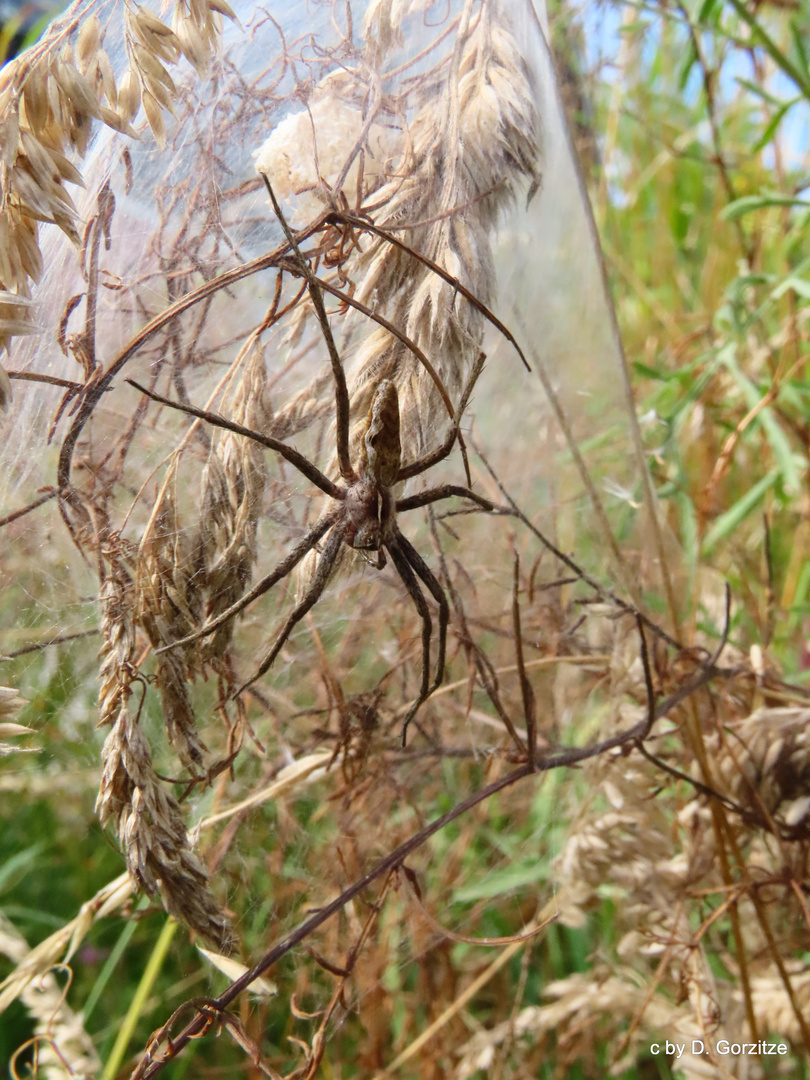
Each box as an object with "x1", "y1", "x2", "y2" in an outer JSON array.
[
  {"x1": 2, "y1": 628, "x2": 99, "y2": 659},
  {"x1": 474, "y1": 441, "x2": 685, "y2": 653},
  {"x1": 132, "y1": 631, "x2": 732, "y2": 1078},
  {"x1": 512, "y1": 553, "x2": 536, "y2": 769}
]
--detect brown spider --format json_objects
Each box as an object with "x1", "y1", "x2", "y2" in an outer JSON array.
[
  {"x1": 130, "y1": 361, "x2": 493, "y2": 744},
  {"x1": 128, "y1": 180, "x2": 498, "y2": 743}
]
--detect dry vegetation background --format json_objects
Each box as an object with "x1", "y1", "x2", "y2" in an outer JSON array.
[{"x1": 1, "y1": 0, "x2": 810, "y2": 1078}]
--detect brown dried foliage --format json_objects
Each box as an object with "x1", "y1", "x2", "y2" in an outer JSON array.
[{"x1": 2, "y1": 2, "x2": 810, "y2": 1079}]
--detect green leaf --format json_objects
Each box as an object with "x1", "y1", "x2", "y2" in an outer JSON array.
[
  {"x1": 82, "y1": 911, "x2": 141, "y2": 1023},
  {"x1": 452, "y1": 860, "x2": 546, "y2": 903},
  {"x1": 0, "y1": 844, "x2": 46, "y2": 893},
  {"x1": 772, "y1": 275, "x2": 810, "y2": 300},
  {"x1": 702, "y1": 467, "x2": 781, "y2": 554},
  {"x1": 722, "y1": 193, "x2": 810, "y2": 221},
  {"x1": 671, "y1": 202, "x2": 691, "y2": 245},
  {"x1": 634, "y1": 362, "x2": 669, "y2": 381},
  {"x1": 725, "y1": 272, "x2": 775, "y2": 297},
  {"x1": 721, "y1": 350, "x2": 802, "y2": 494},
  {"x1": 677, "y1": 37, "x2": 699, "y2": 92},
  {"x1": 788, "y1": 20, "x2": 810, "y2": 81},
  {"x1": 734, "y1": 77, "x2": 787, "y2": 107},
  {"x1": 724, "y1": 0, "x2": 810, "y2": 98},
  {"x1": 784, "y1": 560, "x2": 810, "y2": 636},
  {"x1": 752, "y1": 101, "x2": 795, "y2": 154},
  {"x1": 697, "y1": 0, "x2": 722, "y2": 24},
  {"x1": 676, "y1": 490, "x2": 699, "y2": 570}
]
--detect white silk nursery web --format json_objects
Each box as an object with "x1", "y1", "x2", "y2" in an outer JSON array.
[{"x1": 0, "y1": 0, "x2": 653, "y2": 1066}]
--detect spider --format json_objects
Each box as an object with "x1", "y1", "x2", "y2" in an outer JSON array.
[
  {"x1": 128, "y1": 180, "x2": 498, "y2": 744},
  {"x1": 130, "y1": 364, "x2": 494, "y2": 743}
]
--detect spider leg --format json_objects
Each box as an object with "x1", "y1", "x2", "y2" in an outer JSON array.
[
  {"x1": 127, "y1": 380, "x2": 343, "y2": 500},
  {"x1": 396, "y1": 351, "x2": 486, "y2": 483},
  {"x1": 396, "y1": 485, "x2": 497, "y2": 514},
  {"x1": 326, "y1": 210, "x2": 531, "y2": 372},
  {"x1": 155, "y1": 510, "x2": 339, "y2": 654},
  {"x1": 385, "y1": 535, "x2": 434, "y2": 747},
  {"x1": 260, "y1": 176, "x2": 355, "y2": 484},
  {"x1": 234, "y1": 524, "x2": 344, "y2": 698},
  {"x1": 391, "y1": 528, "x2": 449, "y2": 700}
]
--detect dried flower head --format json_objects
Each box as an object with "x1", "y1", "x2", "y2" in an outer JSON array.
[
  {"x1": 0, "y1": 914, "x2": 101, "y2": 1080},
  {"x1": 97, "y1": 552, "x2": 233, "y2": 949}
]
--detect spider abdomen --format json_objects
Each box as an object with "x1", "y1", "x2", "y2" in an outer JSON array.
[{"x1": 359, "y1": 379, "x2": 401, "y2": 487}]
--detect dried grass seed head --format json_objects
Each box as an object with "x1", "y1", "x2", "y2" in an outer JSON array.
[
  {"x1": 198, "y1": 341, "x2": 270, "y2": 659},
  {"x1": 256, "y1": 0, "x2": 541, "y2": 470},
  {"x1": 97, "y1": 703, "x2": 234, "y2": 950},
  {"x1": 2, "y1": 0, "x2": 545, "y2": 966}
]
